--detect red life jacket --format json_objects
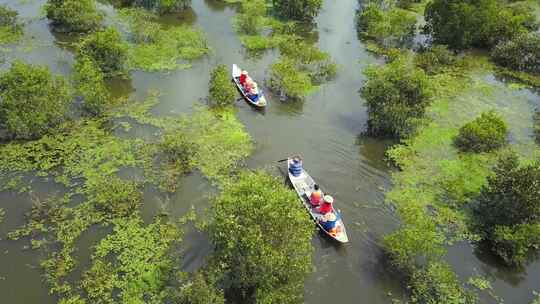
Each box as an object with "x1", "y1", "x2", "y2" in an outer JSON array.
[
  {"x1": 240, "y1": 74, "x2": 247, "y2": 85},
  {"x1": 310, "y1": 190, "x2": 322, "y2": 206},
  {"x1": 318, "y1": 202, "x2": 332, "y2": 214}
]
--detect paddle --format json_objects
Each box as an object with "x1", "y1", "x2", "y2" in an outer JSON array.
[{"x1": 277, "y1": 158, "x2": 289, "y2": 162}]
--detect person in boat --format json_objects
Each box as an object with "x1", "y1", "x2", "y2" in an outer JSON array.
[
  {"x1": 249, "y1": 83, "x2": 260, "y2": 101},
  {"x1": 317, "y1": 195, "x2": 333, "y2": 215},
  {"x1": 320, "y1": 212, "x2": 337, "y2": 233},
  {"x1": 239, "y1": 70, "x2": 248, "y2": 85},
  {"x1": 289, "y1": 156, "x2": 303, "y2": 177},
  {"x1": 310, "y1": 184, "x2": 323, "y2": 207},
  {"x1": 244, "y1": 78, "x2": 254, "y2": 93}
]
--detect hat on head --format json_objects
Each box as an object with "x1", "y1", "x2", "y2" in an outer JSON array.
[
  {"x1": 324, "y1": 195, "x2": 334, "y2": 204},
  {"x1": 325, "y1": 212, "x2": 337, "y2": 221},
  {"x1": 241, "y1": 70, "x2": 248, "y2": 75}
]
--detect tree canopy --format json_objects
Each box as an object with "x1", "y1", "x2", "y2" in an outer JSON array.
[
  {"x1": 491, "y1": 32, "x2": 540, "y2": 75},
  {"x1": 206, "y1": 170, "x2": 313, "y2": 304},
  {"x1": 77, "y1": 28, "x2": 129, "y2": 77},
  {"x1": 45, "y1": 0, "x2": 103, "y2": 33},
  {"x1": 474, "y1": 152, "x2": 540, "y2": 266},
  {"x1": 0, "y1": 61, "x2": 71, "y2": 139},
  {"x1": 0, "y1": 5, "x2": 23, "y2": 43},
  {"x1": 424, "y1": 0, "x2": 537, "y2": 50},
  {"x1": 454, "y1": 111, "x2": 508, "y2": 153},
  {"x1": 73, "y1": 56, "x2": 111, "y2": 116},
  {"x1": 361, "y1": 58, "x2": 432, "y2": 138},
  {"x1": 271, "y1": 0, "x2": 323, "y2": 21}
]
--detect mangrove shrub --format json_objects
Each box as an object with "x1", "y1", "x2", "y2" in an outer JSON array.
[
  {"x1": 269, "y1": 57, "x2": 313, "y2": 100},
  {"x1": 454, "y1": 111, "x2": 508, "y2": 153},
  {"x1": 174, "y1": 272, "x2": 225, "y2": 304},
  {"x1": 491, "y1": 32, "x2": 540, "y2": 75},
  {"x1": 0, "y1": 5, "x2": 23, "y2": 43},
  {"x1": 357, "y1": 3, "x2": 416, "y2": 48},
  {"x1": 0, "y1": 61, "x2": 71, "y2": 140},
  {"x1": 206, "y1": 170, "x2": 313, "y2": 304},
  {"x1": 361, "y1": 58, "x2": 431, "y2": 138},
  {"x1": 45, "y1": 0, "x2": 103, "y2": 33},
  {"x1": 120, "y1": 0, "x2": 191, "y2": 14},
  {"x1": 271, "y1": 0, "x2": 322, "y2": 21},
  {"x1": 414, "y1": 45, "x2": 457, "y2": 75},
  {"x1": 236, "y1": 0, "x2": 266, "y2": 35},
  {"x1": 424, "y1": 0, "x2": 537, "y2": 49},
  {"x1": 73, "y1": 56, "x2": 110, "y2": 116},
  {"x1": 77, "y1": 28, "x2": 129, "y2": 76},
  {"x1": 474, "y1": 152, "x2": 540, "y2": 265},
  {"x1": 209, "y1": 64, "x2": 237, "y2": 107}
]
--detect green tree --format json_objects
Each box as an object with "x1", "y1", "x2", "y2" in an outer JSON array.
[
  {"x1": 271, "y1": 0, "x2": 323, "y2": 20},
  {"x1": 424, "y1": 0, "x2": 536, "y2": 49},
  {"x1": 208, "y1": 64, "x2": 237, "y2": 107},
  {"x1": 236, "y1": 0, "x2": 266, "y2": 35},
  {"x1": 73, "y1": 56, "x2": 110, "y2": 116},
  {"x1": 474, "y1": 152, "x2": 540, "y2": 265},
  {"x1": 0, "y1": 61, "x2": 71, "y2": 139},
  {"x1": 414, "y1": 45, "x2": 457, "y2": 74},
  {"x1": 491, "y1": 32, "x2": 540, "y2": 75},
  {"x1": 45, "y1": 0, "x2": 103, "y2": 33},
  {"x1": 206, "y1": 170, "x2": 313, "y2": 304},
  {"x1": 77, "y1": 28, "x2": 128, "y2": 77},
  {"x1": 357, "y1": 3, "x2": 416, "y2": 48},
  {"x1": 119, "y1": 0, "x2": 191, "y2": 14},
  {"x1": 454, "y1": 111, "x2": 508, "y2": 153},
  {"x1": 269, "y1": 57, "x2": 314, "y2": 100},
  {"x1": 361, "y1": 58, "x2": 432, "y2": 138},
  {"x1": 0, "y1": 5, "x2": 23, "y2": 43},
  {"x1": 174, "y1": 272, "x2": 225, "y2": 304}
]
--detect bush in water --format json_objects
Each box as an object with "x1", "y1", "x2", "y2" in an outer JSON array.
[
  {"x1": 173, "y1": 272, "x2": 225, "y2": 304},
  {"x1": 0, "y1": 60, "x2": 71, "y2": 140},
  {"x1": 120, "y1": 0, "x2": 191, "y2": 14},
  {"x1": 357, "y1": 2, "x2": 416, "y2": 48},
  {"x1": 206, "y1": 170, "x2": 313, "y2": 304},
  {"x1": 454, "y1": 111, "x2": 508, "y2": 153},
  {"x1": 361, "y1": 57, "x2": 432, "y2": 138},
  {"x1": 235, "y1": 0, "x2": 266, "y2": 35},
  {"x1": 473, "y1": 152, "x2": 540, "y2": 266},
  {"x1": 0, "y1": 5, "x2": 23, "y2": 43},
  {"x1": 76, "y1": 28, "x2": 129, "y2": 77},
  {"x1": 269, "y1": 57, "x2": 314, "y2": 100},
  {"x1": 424, "y1": 0, "x2": 537, "y2": 50},
  {"x1": 45, "y1": 0, "x2": 103, "y2": 33},
  {"x1": 270, "y1": 0, "x2": 322, "y2": 21},
  {"x1": 73, "y1": 56, "x2": 110, "y2": 116},
  {"x1": 209, "y1": 64, "x2": 237, "y2": 107},
  {"x1": 414, "y1": 45, "x2": 457, "y2": 75},
  {"x1": 491, "y1": 32, "x2": 540, "y2": 75}
]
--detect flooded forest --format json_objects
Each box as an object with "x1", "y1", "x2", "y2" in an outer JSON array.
[{"x1": 0, "y1": 0, "x2": 539, "y2": 303}]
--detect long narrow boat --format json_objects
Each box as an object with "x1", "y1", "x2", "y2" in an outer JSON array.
[
  {"x1": 231, "y1": 64, "x2": 267, "y2": 108},
  {"x1": 287, "y1": 159, "x2": 349, "y2": 243}
]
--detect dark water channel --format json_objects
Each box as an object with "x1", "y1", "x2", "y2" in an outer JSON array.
[{"x1": 0, "y1": 0, "x2": 539, "y2": 303}]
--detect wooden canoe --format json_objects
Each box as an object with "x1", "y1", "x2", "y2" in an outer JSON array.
[
  {"x1": 287, "y1": 159, "x2": 349, "y2": 243},
  {"x1": 231, "y1": 64, "x2": 267, "y2": 108}
]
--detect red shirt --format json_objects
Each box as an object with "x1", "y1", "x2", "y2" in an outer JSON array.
[
  {"x1": 240, "y1": 74, "x2": 247, "y2": 85},
  {"x1": 318, "y1": 202, "x2": 332, "y2": 215}
]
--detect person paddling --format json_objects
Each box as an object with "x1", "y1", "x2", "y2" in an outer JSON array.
[
  {"x1": 289, "y1": 156, "x2": 303, "y2": 177},
  {"x1": 317, "y1": 195, "x2": 333, "y2": 214},
  {"x1": 310, "y1": 184, "x2": 323, "y2": 207}
]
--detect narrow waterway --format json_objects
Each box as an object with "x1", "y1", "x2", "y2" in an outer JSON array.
[{"x1": 0, "y1": 0, "x2": 539, "y2": 303}]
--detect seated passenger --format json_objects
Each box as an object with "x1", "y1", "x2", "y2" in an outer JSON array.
[
  {"x1": 249, "y1": 83, "x2": 260, "y2": 101},
  {"x1": 289, "y1": 156, "x2": 303, "y2": 177},
  {"x1": 320, "y1": 212, "x2": 337, "y2": 232},
  {"x1": 317, "y1": 195, "x2": 333, "y2": 215},
  {"x1": 310, "y1": 184, "x2": 323, "y2": 207},
  {"x1": 244, "y1": 78, "x2": 253, "y2": 93},
  {"x1": 239, "y1": 70, "x2": 248, "y2": 85}
]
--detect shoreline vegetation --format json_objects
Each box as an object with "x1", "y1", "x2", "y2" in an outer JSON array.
[
  {"x1": 0, "y1": 1, "x2": 323, "y2": 304},
  {"x1": 357, "y1": 0, "x2": 540, "y2": 302}
]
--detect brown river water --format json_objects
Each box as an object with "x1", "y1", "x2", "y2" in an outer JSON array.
[{"x1": 0, "y1": 0, "x2": 539, "y2": 303}]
